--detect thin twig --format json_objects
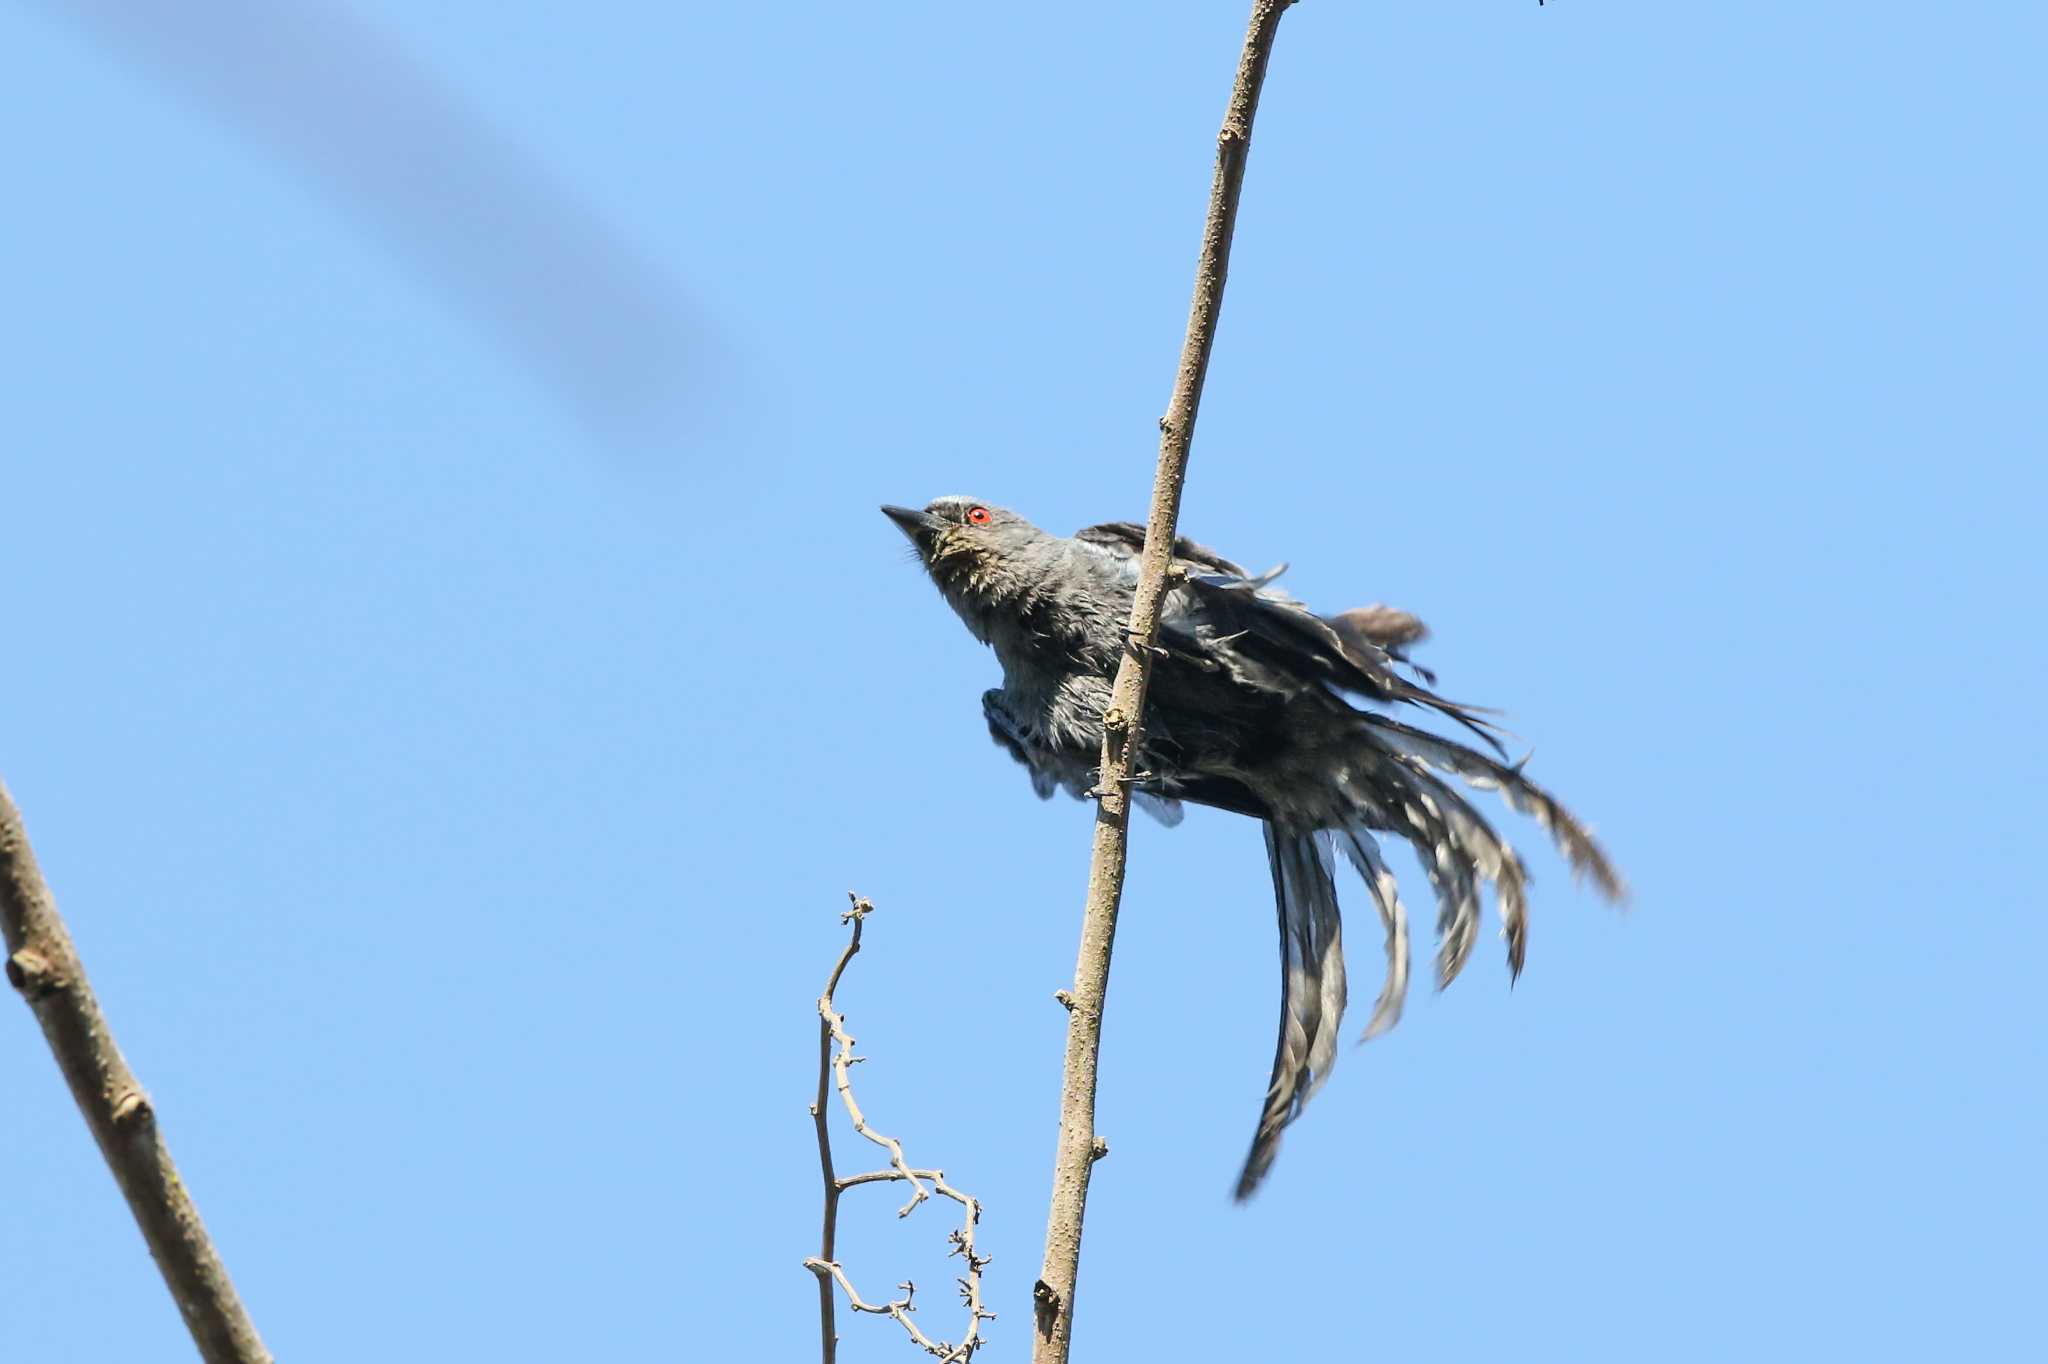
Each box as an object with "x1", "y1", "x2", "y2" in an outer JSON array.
[
  {"x1": 1030, "y1": 4, "x2": 1297, "y2": 1360},
  {"x1": 807, "y1": 894, "x2": 993, "y2": 1363},
  {"x1": 0, "y1": 780, "x2": 272, "y2": 1364}
]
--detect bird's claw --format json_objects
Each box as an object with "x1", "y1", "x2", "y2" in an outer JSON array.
[
  {"x1": 1121, "y1": 626, "x2": 1169, "y2": 660},
  {"x1": 1084, "y1": 769, "x2": 1156, "y2": 800}
]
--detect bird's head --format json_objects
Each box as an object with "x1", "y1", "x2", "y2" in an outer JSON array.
[{"x1": 882, "y1": 497, "x2": 1049, "y2": 642}]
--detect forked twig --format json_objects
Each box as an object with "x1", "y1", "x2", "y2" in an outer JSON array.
[{"x1": 807, "y1": 895, "x2": 992, "y2": 1362}]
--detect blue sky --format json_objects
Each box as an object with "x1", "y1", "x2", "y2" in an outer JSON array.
[{"x1": 3, "y1": 2, "x2": 2041, "y2": 1360}]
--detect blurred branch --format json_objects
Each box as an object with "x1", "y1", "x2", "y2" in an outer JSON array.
[
  {"x1": 1031, "y1": 3, "x2": 1296, "y2": 1360},
  {"x1": 0, "y1": 780, "x2": 271, "y2": 1364},
  {"x1": 25, "y1": 0, "x2": 709, "y2": 440},
  {"x1": 806, "y1": 895, "x2": 992, "y2": 1363}
]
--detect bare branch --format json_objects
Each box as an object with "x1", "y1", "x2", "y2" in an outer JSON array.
[
  {"x1": 807, "y1": 895, "x2": 993, "y2": 1363},
  {"x1": 1031, "y1": 4, "x2": 1297, "y2": 1360},
  {"x1": 1, "y1": 779, "x2": 272, "y2": 1364}
]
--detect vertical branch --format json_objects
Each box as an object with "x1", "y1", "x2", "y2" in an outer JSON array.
[
  {"x1": 1031, "y1": 3, "x2": 1296, "y2": 1360},
  {"x1": 0, "y1": 780, "x2": 272, "y2": 1364}
]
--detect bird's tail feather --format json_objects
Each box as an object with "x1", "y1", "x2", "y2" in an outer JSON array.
[
  {"x1": 1357, "y1": 762, "x2": 1487, "y2": 990},
  {"x1": 1333, "y1": 827, "x2": 1411, "y2": 1039},
  {"x1": 1338, "y1": 716, "x2": 1621, "y2": 993},
  {"x1": 1234, "y1": 722, "x2": 1622, "y2": 1198},
  {"x1": 1235, "y1": 826, "x2": 1347, "y2": 1201},
  {"x1": 1397, "y1": 759, "x2": 1532, "y2": 985},
  {"x1": 1369, "y1": 715, "x2": 1627, "y2": 904}
]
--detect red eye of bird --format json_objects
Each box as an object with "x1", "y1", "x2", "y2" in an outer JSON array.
[{"x1": 966, "y1": 505, "x2": 992, "y2": 525}]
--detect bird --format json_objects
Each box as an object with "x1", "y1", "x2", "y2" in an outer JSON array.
[{"x1": 883, "y1": 496, "x2": 1625, "y2": 1197}]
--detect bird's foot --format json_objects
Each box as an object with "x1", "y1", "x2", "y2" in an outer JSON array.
[
  {"x1": 1121, "y1": 626, "x2": 1169, "y2": 660},
  {"x1": 1084, "y1": 769, "x2": 1156, "y2": 800}
]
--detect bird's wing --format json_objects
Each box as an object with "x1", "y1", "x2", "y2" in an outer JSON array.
[
  {"x1": 1236, "y1": 825, "x2": 1348, "y2": 1200},
  {"x1": 1073, "y1": 520, "x2": 1253, "y2": 578},
  {"x1": 1131, "y1": 790, "x2": 1185, "y2": 827},
  {"x1": 981, "y1": 689, "x2": 1060, "y2": 801},
  {"x1": 1076, "y1": 521, "x2": 1421, "y2": 653},
  {"x1": 1077, "y1": 519, "x2": 1454, "y2": 709},
  {"x1": 982, "y1": 687, "x2": 1184, "y2": 825},
  {"x1": 1327, "y1": 603, "x2": 1436, "y2": 684},
  {"x1": 1328, "y1": 603, "x2": 1429, "y2": 651},
  {"x1": 1167, "y1": 572, "x2": 1506, "y2": 755}
]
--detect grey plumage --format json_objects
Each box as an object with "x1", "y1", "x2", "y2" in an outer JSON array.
[{"x1": 884, "y1": 497, "x2": 1625, "y2": 1199}]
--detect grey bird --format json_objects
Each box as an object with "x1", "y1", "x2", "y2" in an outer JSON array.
[{"x1": 884, "y1": 496, "x2": 1625, "y2": 1198}]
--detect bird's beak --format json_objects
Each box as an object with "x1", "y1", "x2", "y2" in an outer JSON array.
[{"x1": 881, "y1": 504, "x2": 941, "y2": 554}]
